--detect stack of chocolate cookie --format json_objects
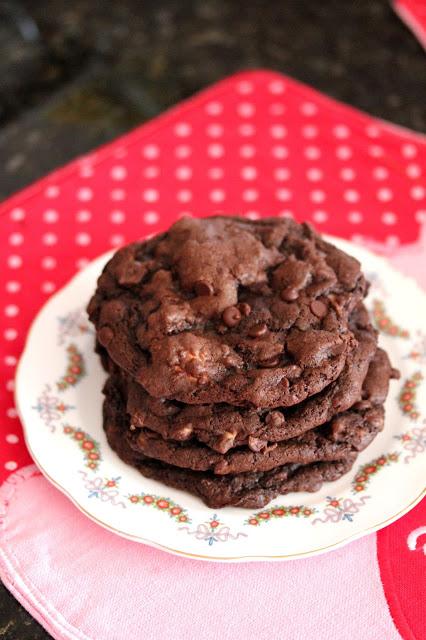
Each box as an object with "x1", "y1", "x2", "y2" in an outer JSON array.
[{"x1": 87, "y1": 216, "x2": 398, "y2": 509}]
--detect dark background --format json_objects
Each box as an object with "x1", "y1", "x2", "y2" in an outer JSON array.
[{"x1": 0, "y1": 0, "x2": 425, "y2": 637}]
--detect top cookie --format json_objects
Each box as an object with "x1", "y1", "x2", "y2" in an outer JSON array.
[{"x1": 88, "y1": 216, "x2": 367, "y2": 408}]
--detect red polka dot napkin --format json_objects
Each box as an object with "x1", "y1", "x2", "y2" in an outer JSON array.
[
  {"x1": 0, "y1": 69, "x2": 425, "y2": 640},
  {"x1": 394, "y1": 0, "x2": 426, "y2": 48}
]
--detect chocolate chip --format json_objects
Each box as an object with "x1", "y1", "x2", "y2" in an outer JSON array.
[
  {"x1": 194, "y1": 280, "x2": 214, "y2": 296},
  {"x1": 259, "y1": 355, "x2": 280, "y2": 368},
  {"x1": 265, "y1": 411, "x2": 285, "y2": 428},
  {"x1": 216, "y1": 431, "x2": 236, "y2": 453},
  {"x1": 185, "y1": 360, "x2": 203, "y2": 377},
  {"x1": 248, "y1": 322, "x2": 268, "y2": 338},
  {"x1": 117, "y1": 261, "x2": 146, "y2": 286},
  {"x1": 171, "y1": 423, "x2": 193, "y2": 440},
  {"x1": 310, "y1": 299, "x2": 328, "y2": 318},
  {"x1": 98, "y1": 326, "x2": 114, "y2": 346},
  {"x1": 237, "y1": 302, "x2": 251, "y2": 316},
  {"x1": 222, "y1": 306, "x2": 242, "y2": 328},
  {"x1": 280, "y1": 287, "x2": 299, "y2": 302},
  {"x1": 248, "y1": 436, "x2": 268, "y2": 452}
]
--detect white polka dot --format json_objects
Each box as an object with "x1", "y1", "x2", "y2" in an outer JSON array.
[
  {"x1": 242, "y1": 189, "x2": 258, "y2": 202},
  {"x1": 372, "y1": 166, "x2": 389, "y2": 180},
  {"x1": 306, "y1": 168, "x2": 323, "y2": 182},
  {"x1": 75, "y1": 232, "x2": 91, "y2": 246},
  {"x1": 336, "y1": 145, "x2": 352, "y2": 160},
  {"x1": 366, "y1": 125, "x2": 380, "y2": 138},
  {"x1": 312, "y1": 210, "x2": 328, "y2": 223},
  {"x1": 300, "y1": 102, "x2": 318, "y2": 116},
  {"x1": 142, "y1": 144, "x2": 160, "y2": 159},
  {"x1": 110, "y1": 166, "x2": 127, "y2": 180},
  {"x1": 6, "y1": 281, "x2": 21, "y2": 293},
  {"x1": 4, "y1": 461, "x2": 17, "y2": 471},
  {"x1": 344, "y1": 189, "x2": 360, "y2": 203},
  {"x1": 4, "y1": 356, "x2": 17, "y2": 366},
  {"x1": 402, "y1": 143, "x2": 417, "y2": 158},
  {"x1": 142, "y1": 189, "x2": 159, "y2": 203},
  {"x1": 177, "y1": 189, "x2": 192, "y2": 203},
  {"x1": 42, "y1": 233, "x2": 57, "y2": 246},
  {"x1": 174, "y1": 122, "x2": 192, "y2": 137},
  {"x1": 208, "y1": 143, "x2": 224, "y2": 158},
  {"x1": 385, "y1": 235, "x2": 400, "y2": 249},
  {"x1": 302, "y1": 125, "x2": 318, "y2": 138},
  {"x1": 175, "y1": 166, "x2": 192, "y2": 180},
  {"x1": 310, "y1": 190, "x2": 326, "y2": 203},
  {"x1": 270, "y1": 125, "x2": 287, "y2": 139},
  {"x1": 8, "y1": 255, "x2": 22, "y2": 269},
  {"x1": 143, "y1": 166, "x2": 160, "y2": 179},
  {"x1": 43, "y1": 209, "x2": 59, "y2": 223},
  {"x1": 6, "y1": 434, "x2": 19, "y2": 444},
  {"x1": 268, "y1": 80, "x2": 286, "y2": 95},
  {"x1": 368, "y1": 145, "x2": 384, "y2": 158},
  {"x1": 205, "y1": 101, "x2": 223, "y2": 116},
  {"x1": 6, "y1": 407, "x2": 17, "y2": 419},
  {"x1": 241, "y1": 166, "x2": 257, "y2": 180},
  {"x1": 5, "y1": 305, "x2": 19, "y2": 317},
  {"x1": 274, "y1": 168, "x2": 291, "y2": 181},
  {"x1": 77, "y1": 187, "x2": 93, "y2": 201},
  {"x1": 377, "y1": 188, "x2": 393, "y2": 202},
  {"x1": 415, "y1": 210, "x2": 426, "y2": 223},
  {"x1": 210, "y1": 189, "x2": 226, "y2": 203},
  {"x1": 406, "y1": 164, "x2": 421, "y2": 179},
  {"x1": 4, "y1": 329, "x2": 17, "y2": 341},
  {"x1": 272, "y1": 146, "x2": 288, "y2": 159},
  {"x1": 279, "y1": 210, "x2": 293, "y2": 218},
  {"x1": 269, "y1": 103, "x2": 286, "y2": 116},
  {"x1": 175, "y1": 145, "x2": 192, "y2": 159},
  {"x1": 45, "y1": 185, "x2": 60, "y2": 198},
  {"x1": 239, "y1": 123, "x2": 255, "y2": 136},
  {"x1": 276, "y1": 188, "x2": 292, "y2": 202},
  {"x1": 411, "y1": 186, "x2": 425, "y2": 200},
  {"x1": 240, "y1": 144, "x2": 256, "y2": 158},
  {"x1": 41, "y1": 281, "x2": 56, "y2": 294},
  {"x1": 76, "y1": 210, "x2": 91, "y2": 223},
  {"x1": 10, "y1": 207, "x2": 25, "y2": 221},
  {"x1": 340, "y1": 167, "x2": 356, "y2": 181},
  {"x1": 76, "y1": 258, "x2": 89, "y2": 270},
  {"x1": 304, "y1": 146, "x2": 321, "y2": 160},
  {"x1": 110, "y1": 234, "x2": 124, "y2": 247},
  {"x1": 333, "y1": 125, "x2": 350, "y2": 139},
  {"x1": 6, "y1": 380, "x2": 15, "y2": 392},
  {"x1": 348, "y1": 211, "x2": 363, "y2": 224},
  {"x1": 41, "y1": 256, "x2": 56, "y2": 270},
  {"x1": 110, "y1": 189, "x2": 126, "y2": 201},
  {"x1": 381, "y1": 211, "x2": 397, "y2": 225},
  {"x1": 144, "y1": 211, "x2": 159, "y2": 225},
  {"x1": 237, "y1": 80, "x2": 254, "y2": 94},
  {"x1": 110, "y1": 210, "x2": 125, "y2": 224},
  {"x1": 208, "y1": 167, "x2": 224, "y2": 180},
  {"x1": 79, "y1": 164, "x2": 94, "y2": 178},
  {"x1": 9, "y1": 232, "x2": 24, "y2": 246},
  {"x1": 206, "y1": 123, "x2": 223, "y2": 137},
  {"x1": 245, "y1": 211, "x2": 260, "y2": 220},
  {"x1": 237, "y1": 102, "x2": 255, "y2": 117}
]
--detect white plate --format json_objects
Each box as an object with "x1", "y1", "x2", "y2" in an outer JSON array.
[{"x1": 15, "y1": 237, "x2": 426, "y2": 562}]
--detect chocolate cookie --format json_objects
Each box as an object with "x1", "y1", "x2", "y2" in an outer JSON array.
[
  {"x1": 88, "y1": 216, "x2": 367, "y2": 408},
  {"x1": 103, "y1": 376, "x2": 357, "y2": 509},
  {"x1": 121, "y1": 311, "x2": 387, "y2": 454}
]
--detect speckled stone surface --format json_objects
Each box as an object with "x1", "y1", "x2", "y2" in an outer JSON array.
[{"x1": 0, "y1": 0, "x2": 425, "y2": 637}]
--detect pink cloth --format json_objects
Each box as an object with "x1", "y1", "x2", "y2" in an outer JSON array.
[
  {"x1": 394, "y1": 0, "x2": 426, "y2": 49},
  {"x1": 0, "y1": 466, "x2": 402, "y2": 640}
]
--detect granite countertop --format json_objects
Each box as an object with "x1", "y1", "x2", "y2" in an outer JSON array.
[{"x1": 0, "y1": 0, "x2": 425, "y2": 637}]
